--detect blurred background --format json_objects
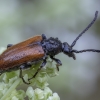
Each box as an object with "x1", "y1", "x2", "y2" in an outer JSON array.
[{"x1": 0, "y1": 0, "x2": 100, "y2": 100}]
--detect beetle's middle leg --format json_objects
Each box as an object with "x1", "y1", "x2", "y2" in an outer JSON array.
[{"x1": 28, "y1": 58, "x2": 47, "y2": 81}]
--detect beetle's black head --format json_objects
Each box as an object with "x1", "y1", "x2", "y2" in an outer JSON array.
[{"x1": 62, "y1": 42, "x2": 76, "y2": 60}]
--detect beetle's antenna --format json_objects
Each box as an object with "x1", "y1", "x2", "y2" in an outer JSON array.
[
  {"x1": 71, "y1": 11, "x2": 98, "y2": 48},
  {"x1": 72, "y1": 49, "x2": 100, "y2": 53}
]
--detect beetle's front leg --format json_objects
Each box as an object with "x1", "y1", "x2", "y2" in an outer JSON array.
[
  {"x1": 28, "y1": 58, "x2": 47, "y2": 81},
  {"x1": 19, "y1": 64, "x2": 30, "y2": 84},
  {"x1": 50, "y1": 56, "x2": 62, "y2": 71}
]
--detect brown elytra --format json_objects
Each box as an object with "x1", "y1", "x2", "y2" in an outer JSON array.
[{"x1": 0, "y1": 36, "x2": 44, "y2": 71}]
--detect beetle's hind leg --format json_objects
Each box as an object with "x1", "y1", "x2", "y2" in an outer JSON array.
[
  {"x1": 50, "y1": 56, "x2": 62, "y2": 71},
  {"x1": 19, "y1": 64, "x2": 31, "y2": 84},
  {"x1": 7, "y1": 44, "x2": 13, "y2": 48}
]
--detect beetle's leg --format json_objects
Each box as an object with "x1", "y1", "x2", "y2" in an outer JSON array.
[
  {"x1": 0, "y1": 73, "x2": 2, "y2": 76},
  {"x1": 28, "y1": 59, "x2": 47, "y2": 81},
  {"x1": 42, "y1": 34, "x2": 47, "y2": 40},
  {"x1": 7, "y1": 44, "x2": 13, "y2": 48},
  {"x1": 19, "y1": 65, "x2": 30, "y2": 84},
  {"x1": 50, "y1": 56, "x2": 62, "y2": 71}
]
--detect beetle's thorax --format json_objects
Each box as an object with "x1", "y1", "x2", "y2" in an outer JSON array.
[{"x1": 41, "y1": 37, "x2": 62, "y2": 56}]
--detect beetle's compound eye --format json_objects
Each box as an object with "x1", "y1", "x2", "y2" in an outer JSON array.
[
  {"x1": 62, "y1": 42, "x2": 70, "y2": 53},
  {"x1": 62, "y1": 42, "x2": 76, "y2": 60}
]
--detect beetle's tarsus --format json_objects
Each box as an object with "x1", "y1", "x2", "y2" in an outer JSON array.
[{"x1": 50, "y1": 56, "x2": 62, "y2": 71}]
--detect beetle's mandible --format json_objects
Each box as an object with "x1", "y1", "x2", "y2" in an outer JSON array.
[{"x1": 0, "y1": 11, "x2": 100, "y2": 84}]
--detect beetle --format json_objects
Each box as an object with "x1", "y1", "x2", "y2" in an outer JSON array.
[{"x1": 0, "y1": 11, "x2": 100, "y2": 84}]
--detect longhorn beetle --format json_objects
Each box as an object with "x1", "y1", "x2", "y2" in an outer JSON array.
[{"x1": 0, "y1": 11, "x2": 100, "y2": 84}]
